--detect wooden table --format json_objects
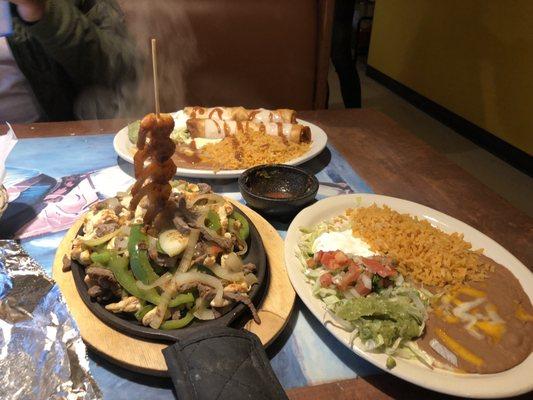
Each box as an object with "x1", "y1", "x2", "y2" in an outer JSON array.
[{"x1": 5, "y1": 109, "x2": 532, "y2": 400}]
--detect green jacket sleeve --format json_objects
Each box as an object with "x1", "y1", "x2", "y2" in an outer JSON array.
[{"x1": 27, "y1": 0, "x2": 136, "y2": 88}]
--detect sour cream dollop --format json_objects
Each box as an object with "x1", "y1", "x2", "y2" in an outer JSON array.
[{"x1": 312, "y1": 230, "x2": 375, "y2": 257}]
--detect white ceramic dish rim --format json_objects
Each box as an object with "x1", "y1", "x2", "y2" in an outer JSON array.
[
  {"x1": 284, "y1": 193, "x2": 533, "y2": 399},
  {"x1": 113, "y1": 110, "x2": 328, "y2": 179}
]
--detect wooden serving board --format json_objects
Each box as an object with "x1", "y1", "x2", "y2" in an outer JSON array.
[{"x1": 52, "y1": 201, "x2": 295, "y2": 376}]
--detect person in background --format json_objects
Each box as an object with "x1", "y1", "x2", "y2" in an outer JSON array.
[
  {"x1": 0, "y1": 0, "x2": 136, "y2": 123},
  {"x1": 331, "y1": 0, "x2": 361, "y2": 108}
]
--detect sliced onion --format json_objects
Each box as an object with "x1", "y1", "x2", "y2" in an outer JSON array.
[
  {"x1": 137, "y1": 272, "x2": 173, "y2": 290},
  {"x1": 222, "y1": 252, "x2": 243, "y2": 272},
  {"x1": 361, "y1": 274, "x2": 372, "y2": 290},
  {"x1": 177, "y1": 229, "x2": 200, "y2": 273},
  {"x1": 172, "y1": 271, "x2": 224, "y2": 306},
  {"x1": 147, "y1": 236, "x2": 158, "y2": 257},
  {"x1": 194, "y1": 209, "x2": 229, "y2": 246},
  {"x1": 80, "y1": 226, "x2": 123, "y2": 247},
  {"x1": 244, "y1": 273, "x2": 258, "y2": 287},
  {"x1": 208, "y1": 263, "x2": 245, "y2": 282},
  {"x1": 186, "y1": 194, "x2": 224, "y2": 210},
  {"x1": 193, "y1": 298, "x2": 215, "y2": 320},
  {"x1": 349, "y1": 288, "x2": 362, "y2": 298},
  {"x1": 194, "y1": 208, "x2": 210, "y2": 228}
]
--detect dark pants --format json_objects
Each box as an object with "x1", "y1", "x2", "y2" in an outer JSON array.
[{"x1": 331, "y1": 0, "x2": 361, "y2": 108}]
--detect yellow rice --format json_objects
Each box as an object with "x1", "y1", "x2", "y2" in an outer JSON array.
[
  {"x1": 347, "y1": 204, "x2": 492, "y2": 288},
  {"x1": 198, "y1": 130, "x2": 310, "y2": 170}
]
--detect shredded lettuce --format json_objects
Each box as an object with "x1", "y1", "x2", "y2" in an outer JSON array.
[
  {"x1": 314, "y1": 286, "x2": 338, "y2": 298},
  {"x1": 127, "y1": 120, "x2": 141, "y2": 144},
  {"x1": 127, "y1": 121, "x2": 189, "y2": 145},
  {"x1": 323, "y1": 294, "x2": 341, "y2": 307},
  {"x1": 170, "y1": 126, "x2": 190, "y2": 143}
]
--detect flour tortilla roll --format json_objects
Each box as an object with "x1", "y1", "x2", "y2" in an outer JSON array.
[
  {"x1": 183, "y1": 106, "x2": 248, "y2": 121},
  {"x1": 187, "y1": 119, "x2": 311, "y2": 143},
  {"x1": 186, "y1": 119, "x2": 239, "y2": 139},
  {"x1": 247, "y1": 108, "x2": 297, "y2": 124},
  {"x1": 259, "y1": 122, "x2": 311, "y2": 143},
  {"x1": 184, "y1": 106, "x2": 296, "y2": 123}
]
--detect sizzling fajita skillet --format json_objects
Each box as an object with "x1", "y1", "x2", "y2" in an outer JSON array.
[
  {"x1": 69, "y1": 206, "x2": 268, "y2": 343},
  {"x1": 62, "y1": 110, "x2": 289, "y2": 400}
]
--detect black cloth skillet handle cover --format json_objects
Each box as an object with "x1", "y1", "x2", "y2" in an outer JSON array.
[{"x1": 162, "y1": 327, "x2": 288, "y2": 400}]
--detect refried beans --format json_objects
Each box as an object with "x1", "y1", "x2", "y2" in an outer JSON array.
[{"x1": 418, "y1": 257, "x2": 533, "y2": 374}]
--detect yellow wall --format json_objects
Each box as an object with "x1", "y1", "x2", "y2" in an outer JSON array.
[{"x1": 368, "y1": 0, "x2": 533, "y2": 155}]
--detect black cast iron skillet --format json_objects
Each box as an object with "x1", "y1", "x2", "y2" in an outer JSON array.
[
  {"x1": 71, "y1": 207, "x2": 268, "y2": 342},
  {"x1": 70, "y1": 207, "x2": 287, "y2": 399}
]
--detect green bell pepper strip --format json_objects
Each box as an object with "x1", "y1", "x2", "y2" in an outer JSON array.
[
  {"x1": 90, "y1": 250, "x2": 111, "y2": 265},
  {"x1": 108, "y1": 254, "x2": 161, "y2": 305},
  {"x1": 160, "y1": 311, "x2": 194, "y2": 330},
  {"x1": 108, "y1": 253, "x2": 195, "y2": 307},
  {"x1": 229, "y1": 211, "x2": 249, "y2": 241},
  {"x1": 206, "y1": 209, "x2": 222, "y2": 232},
  {"x1": 134, "y1": 304, "x2": 154, "y2": 321},
  {"x1": 168, "y1": 292, "x2": 195, "y2": 308},
  {"x1": 128, "y1": 225, "x2": 160, "y2": 284}
]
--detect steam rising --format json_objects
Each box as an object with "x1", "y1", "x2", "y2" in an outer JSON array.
[
  {"x1": 75, "y1": 1, "x2": 198, "y2": 120},
  {"x1": 121, "y1": 0, "x2": 198, "y2": 117}
]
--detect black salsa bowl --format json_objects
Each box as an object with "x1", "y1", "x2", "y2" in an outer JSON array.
[{"x1": 238, "y1": 164, "x2": 319, "y2": 218}]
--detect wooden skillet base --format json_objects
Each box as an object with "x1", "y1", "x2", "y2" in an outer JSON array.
[{"x1": 52, "y1": 200, "x2": 295, "y2": 376}]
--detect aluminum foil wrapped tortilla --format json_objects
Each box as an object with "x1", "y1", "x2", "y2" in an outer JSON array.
[{"x1": 0, "y1": 240, "x2": 101, "y2": 400}]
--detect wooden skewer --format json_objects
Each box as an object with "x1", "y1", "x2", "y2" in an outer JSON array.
[{"x1": 151, "y1": 38, "x2": 160, "y2": 117}]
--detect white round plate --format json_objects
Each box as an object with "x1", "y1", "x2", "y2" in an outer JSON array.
[
  {"x1": 113, "y1": 110, "x2": 328, "y2": 179},
  {"x1": 284, "y1": 194, "x2": 533, "y2": 399}
]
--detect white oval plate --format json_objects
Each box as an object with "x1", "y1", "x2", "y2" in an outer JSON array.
[
  {"x1": 113, "y1": 110, "x2": 328, "y2": 179},
  {"x1": 284, "y1": 194, "x2": 533, "y2": 398}
]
